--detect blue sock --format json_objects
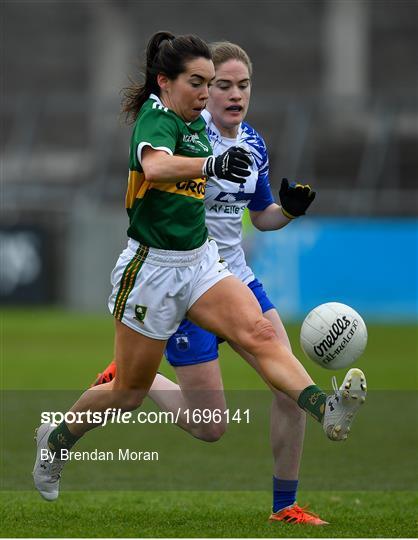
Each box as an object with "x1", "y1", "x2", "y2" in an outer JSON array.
[{"x1": 272, "y1": 476, "x2": 298, "y2": 512}]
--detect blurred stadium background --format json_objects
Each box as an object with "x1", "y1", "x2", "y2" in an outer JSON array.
[
  {"x1": 2, "y1": 4, "x2": 417, "y2": 537},
  {"x1": 1, "y1": 0, "x2": 417, "y2": 320}
]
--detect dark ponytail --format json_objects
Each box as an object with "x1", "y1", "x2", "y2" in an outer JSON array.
[{"x1": 122, "y1": 31, "x2": 211, "y2": 124}]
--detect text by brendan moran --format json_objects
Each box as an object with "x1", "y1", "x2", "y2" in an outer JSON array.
[{"x1": 41, "y1": 448, "x2": 159, "y2": 462}]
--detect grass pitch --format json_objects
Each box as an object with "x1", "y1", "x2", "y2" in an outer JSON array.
[
  {"x1": 1, "y1": 490, "x2": 417, "y2": 538},
  {"x1": 1, "y1": 308, "x2": 417, "y2": 537}
]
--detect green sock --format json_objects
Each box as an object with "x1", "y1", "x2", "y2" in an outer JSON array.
[
  {"x1": 48, "y1": 421, "x2": 80, "y2": 452},
  {"x1": 297, "y1": 385, "x2": 327, "y2": 422}
]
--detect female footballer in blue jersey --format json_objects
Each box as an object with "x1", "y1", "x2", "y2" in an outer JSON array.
[
  {"x1": 92, "y1": 41, "x2": 360, "y2": 525},
  {"x1": 33, "y1": 32, "x2": 366, "y2": 509}
]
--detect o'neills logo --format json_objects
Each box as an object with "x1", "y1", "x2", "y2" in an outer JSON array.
[
  {"x1": 182, "y1": 134, "x2": 209, "y2": 152},
  {"x1": 176, "y1": 180, "x2": 206, "y2": 195},
  {"x1": 314, "y1": 316, "x2": 354, "y2": 358},
  {"x1": 315, "y1": 318, "x2": 360, "y2": 365}
]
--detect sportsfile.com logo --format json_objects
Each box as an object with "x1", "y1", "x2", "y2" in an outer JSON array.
[{"x1": 314, "y1": 316, "x2": 359, "y2": 364}]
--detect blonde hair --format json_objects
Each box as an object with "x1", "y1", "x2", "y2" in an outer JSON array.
[{"x1": 209, "y1": 41, "x2": 252, "y2": 76}]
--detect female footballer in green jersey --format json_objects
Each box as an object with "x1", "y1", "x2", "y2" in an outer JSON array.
[
  {"x1": 93, "y1": 41, "x2": 330, "y2": 525},
  {"x1": 33, "y1": 31, "x2": 367, "y2": 503}
]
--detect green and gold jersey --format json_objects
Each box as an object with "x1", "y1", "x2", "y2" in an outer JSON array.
[{"x1": 125, "y1": 94, "x2": 212, "y2": 251}]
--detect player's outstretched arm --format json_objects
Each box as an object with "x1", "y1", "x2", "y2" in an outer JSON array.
[
  {"x1": 250, "y1": 178, "x2": 316, "y2": 231},
  {"x1": 250, "y1": 203, "x2": 290, "y2": 231}
]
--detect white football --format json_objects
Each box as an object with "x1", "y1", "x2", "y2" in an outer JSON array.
[{"x1": 300, "y1": 302, "x2": 368, "y2": 370}]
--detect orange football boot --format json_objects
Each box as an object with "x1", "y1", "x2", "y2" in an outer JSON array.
[
  {"x1": 269, "y1": 504, "x2": 329, "y2": 525},
  {"x1": 91, "y1": 360, "x2": 116, "y2": 387}
]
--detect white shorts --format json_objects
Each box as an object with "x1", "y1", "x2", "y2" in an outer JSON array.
[{"x1": 108, "y1": 238, "x2": 231, "y2": 340}]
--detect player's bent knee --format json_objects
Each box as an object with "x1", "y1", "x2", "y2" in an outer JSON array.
[
  {"x1": 254, "y1": 318, "x2": 277, "y2": 341},
  {"x1": 244, "y1": 318, "x2": 278, "y2": 352},
  {"x1": 193, "y1": 422, "x2": 227, "y2": 443},
  {"x1": 108, "y1": 389, "x2": 145, "y2": 411}
]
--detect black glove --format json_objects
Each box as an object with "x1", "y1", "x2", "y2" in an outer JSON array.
[
  {"x1": 279, "y1": 178, "x2": 316, "y2": 218},
  {"x1": 203, "y1": 146, "x2": 252, "y2": 183}
]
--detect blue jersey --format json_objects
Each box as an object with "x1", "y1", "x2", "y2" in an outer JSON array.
[
  {"x1": 202, "y1": 110, "x2": 274, "y2": 284},
  {"x1": 165, "y1": 112, "x2": 276, "y2": 366}
]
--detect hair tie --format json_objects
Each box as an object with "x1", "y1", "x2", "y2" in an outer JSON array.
[{"x1": 159, "y1": 36, "x2": 175, "y2": 49}]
